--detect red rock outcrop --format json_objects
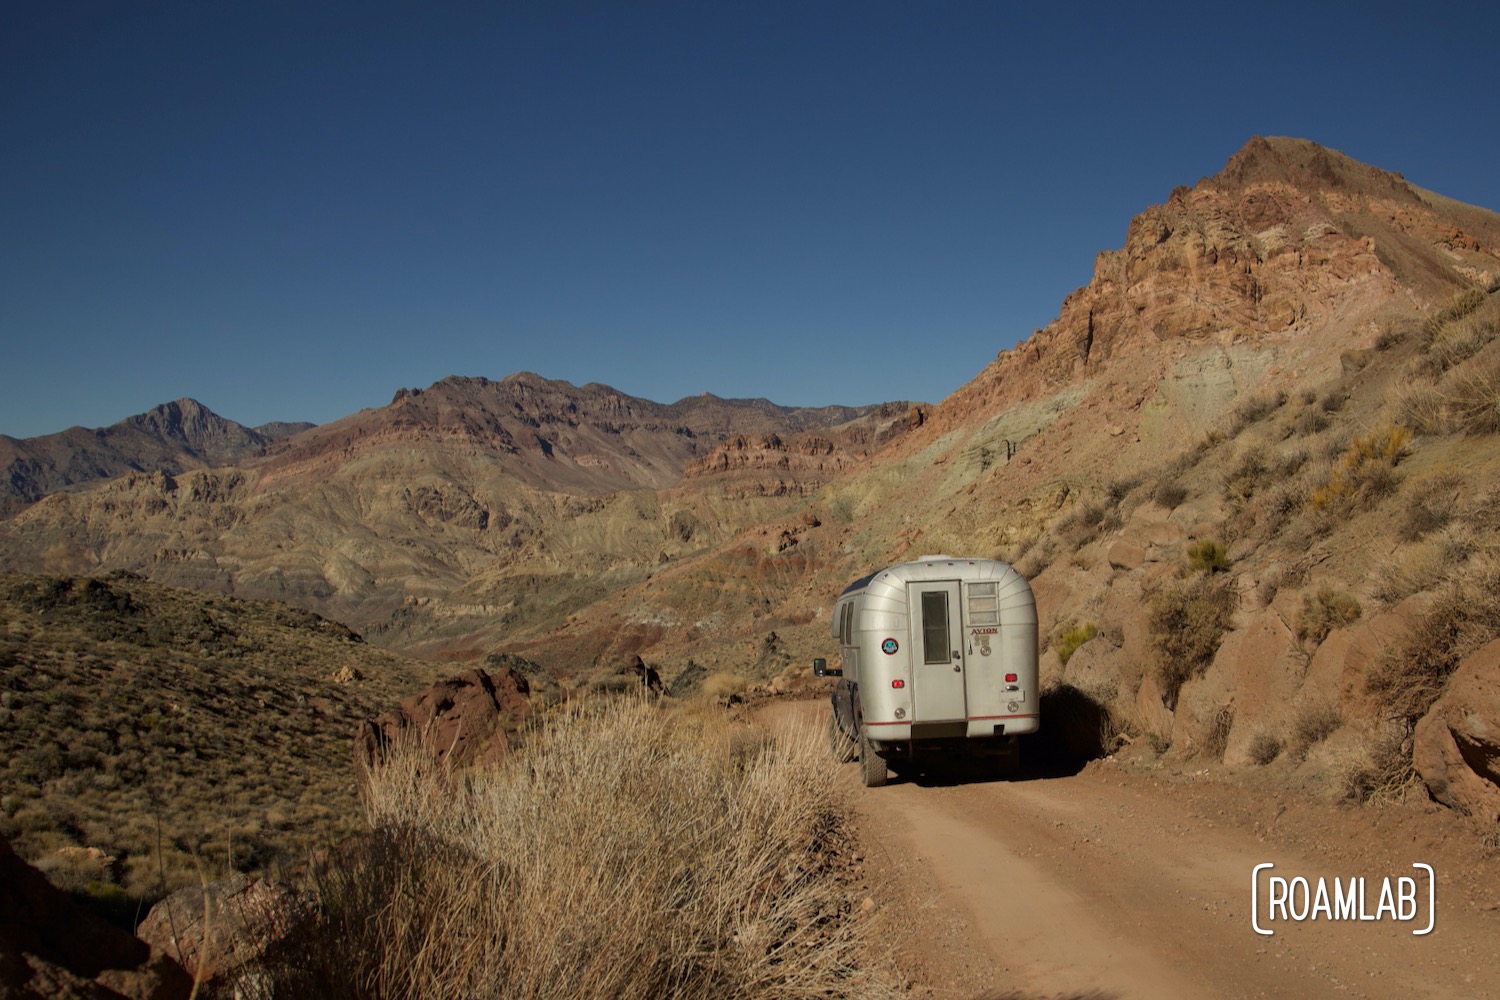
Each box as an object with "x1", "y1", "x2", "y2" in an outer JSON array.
[
  {"x1": 0, "y1": 834, "x2": 191, "y2": 1000},
  {"x1": 929, "y1": 136, "x2": 1500, "y2": 438},
  {"x1": 354, "y1": 666, "x2": 532, "y2": 779},
  {"x1": 1414, "y1": 638, "x2": 1500, "y2": 823},
  {"x1": 136, "y1": 875, "x2": 313, "y2": 994}
]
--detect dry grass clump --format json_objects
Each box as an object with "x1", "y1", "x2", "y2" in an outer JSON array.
[
  {"x1": 1227, "y1": 391, "x2": 1287, "y2": 436},
  {"x1": 1153, "y1": 480, "x2": 1189, "y2": 510},
  {"x1": 1367, "y1": 553, "x2": 1500, "y2": 723},
  {"x1": 1222, "y1": 447, "x2": 1269, "y2": 504},
  {"x1": 1247, "y1": 732, "x2": 1283, "y2": 765},
  {"x1": 1398, "y1": 288, "x2": 1500, "y2": 433},
  {"x1": 1306, "y1": 424, "x2": 1411, "y2": 518},
  {"x1": 701, "y1": 671, "x2": 750, "y2": 702},
  {"x1": 1056, "y1": 622, "x2": 1098, "y2": 666},
  {"x1": 1400, "y1": 357, "x2": 1500, "y2": 435},
  {"x1": 1199, "y1": 705, "x2": 1234, "y2": 761},
  {"x1": 1186, "y1": 539, "x2": 1232, "y2": 574},
  {"x1": 1399, "y1": 473, "x2": 1463, "y2": 541},
  {"x1": 1295, "y1": 587, "x2": 1362, "y2": 648},
  {"x1": 1338, "y1": 724, "x2": 1418, "y2": 804},
  {"x1": 1421, "y1": 287, "x2": 1488, "y2": 344},
  {"x1": 1148, "y1": 575, "x2": 1236, "y2": 709},
  {"x1": 1015, "y1": 536, "x2": 1059, "y2": 580},
  {"x1": 275, "y1": 699, "x2": 893, "y2": 1000},
  {"x1": 1057, "y1": 499, "x2": 1108, "y2": 550},
  {"x1": 1288, "y1": 701, "x2": 1342, "y2": 758}
]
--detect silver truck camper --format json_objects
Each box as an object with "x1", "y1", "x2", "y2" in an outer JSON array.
[{"x1": 815, "y1": 555, "x2": 1038, "y2": 787}]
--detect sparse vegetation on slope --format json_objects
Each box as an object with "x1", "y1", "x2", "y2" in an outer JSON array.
[
  {"x1": 0, "y1": 572, "x2": 439, "y2": 902},
  {"x1": 272, "y1": 698, "x2": 894, "y2": 1000}
]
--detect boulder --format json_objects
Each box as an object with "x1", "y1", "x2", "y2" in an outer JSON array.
[
  {"x1": 1107, "y1": 541, "x2": 1146, "y2": 571},
  {"x1": 1413, "y1": 638, "x2": 1500, "y2": 823},
  {"x1": 137, "y1": 874, "x2": 312, "y2": 993},
  {"x1": 354, "y1": 667, "x2": 531, "y2": 778},
  {"x1": 0, "y1": 834, "x2": 190, "y2": 999}
]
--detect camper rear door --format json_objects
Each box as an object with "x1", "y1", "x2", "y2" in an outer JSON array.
[{"x1": 910, "y1": 581, "x2": 966, "y2": 722}]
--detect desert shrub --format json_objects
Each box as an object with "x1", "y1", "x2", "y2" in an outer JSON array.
[
  {"x1": 1016, "y1": 537, "x2": 1058, "y2": 580},
  {"x1": 1288, "y1": 701, "x2": 1343, "y2": 759},
  {"x1": 1060, "y1": 499, "x2": 1105, "y2": 530},
  {"x1": 1367, "y1": 554, "x2": 1500, "y2": 723},
  {"x1": 1200, "y1": 705, "x2": 1234, "y2": 760},
  {"x1": 1422, "y1": 287, "x2": 1487, "y2": 343},
  {"x1": 1374, "y1": 325, "x2": 1407, "y2": 351},
  {"x1": 1056, "y1": 622, "x2": 1098, "y2": 666},
  {"x1": 1154, "y1": 480, "x2": 1189, "y2": 510},
  {"x1": 1371, "y1": 544, "x2": 1446, "y2": 607},
  {"x1": 1273, "y1": 448, "x2": 1309, "y2": 478},
  {"x1": 1056, "y1": 500, "x2": 1111, "y2": 552},
  {"x1": 1430, "y1": 315, "x2": 1497, "y2": 373},
  {"x1": 1340, "y1": 724, "x2": 1418, "y2": 804},
  {"x1": 1398, "y1": 355, "x2": 1500, "y2": 437},
  {"x1": 1106, "y1": 476, "x2": 1142, "y2": 507},
  {"x1": 1399, "y1": 473, "x2": 1462, "y2": 541},
  {"x1": 1222, "y1": 447, "x2": 1269, "y2": 503},
  {"x1": 1292, "y1": 407, "x2": 1331, "y2": 436},
  {"x1": 1148, "y1": 575, "x2": 1236, "y2": 708},
  {"x1": 1186, "y1": 539, "x2": 1232, "y2": 574},
  {"x1": 1296, "y1": 588, "x2": 1362, "y2": 647},
  {"x1": 1319, "y1": 392, "x2": 1346, "y2": 414},
  {"x1": 1229, "y1": 392, "x2": 1287, "y2": 436},
  {"x1": 1247, "y1": 732, "x2": 1283, "y2": 765},
  {"x1": 1447, "y1": 359, "x2": 1500, "y2": 435},
  {"x1": 1397, "y1": 383, "x2": 1445, "y2": 435},
  {"x1": 1306, "y1": 425, "x2": 1412, "y2": 516},
  {"x1": 286, "y1": 700, "x2": 896, "y2": 1000}
]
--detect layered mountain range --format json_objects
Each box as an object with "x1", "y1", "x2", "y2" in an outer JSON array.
[
  {"x1": 4, "y1": 136, "x2": 1500, "y2": 821},
  {"x1": 0, "y1": 399, "x2": 313, "y2": 518}
]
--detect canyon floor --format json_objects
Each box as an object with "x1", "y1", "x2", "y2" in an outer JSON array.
[{"x1": 766, "y1": 701, "x2": 1500, "y2": 1000}]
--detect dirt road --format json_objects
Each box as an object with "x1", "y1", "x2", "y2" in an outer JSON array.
[{"x1": 765, "y1": 701, "x2": 1500, "y2": 1000}]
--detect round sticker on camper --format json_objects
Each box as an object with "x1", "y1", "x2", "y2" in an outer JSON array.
[{"x1": 880, "y1": 638, "x2": 900, "y2": 655}]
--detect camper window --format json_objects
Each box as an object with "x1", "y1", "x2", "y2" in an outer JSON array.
[
  {"x1": 921, "y1": 592, "x2": 951, "y2": 664},
  {"x1": 966, "y1": 582, "x2": 999, "y2": 625}
]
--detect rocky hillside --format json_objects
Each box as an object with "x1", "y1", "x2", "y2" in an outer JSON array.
[
  {"x1": 0, "y1": 571, "x2": 443, "y2": 900},
  {"x1": 506, "y1": 137, "x2": 1500, "y2": 825},
  {"x1": 0, "y1": 398, "x2": 310, "y2": 518}
]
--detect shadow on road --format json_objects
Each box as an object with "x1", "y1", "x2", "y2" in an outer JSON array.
[{"x1": 887, "y1": 684, "x2": 1111, "y2": 787}]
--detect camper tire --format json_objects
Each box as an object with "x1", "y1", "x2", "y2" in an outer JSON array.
[
  {"x1": 829, "y1": 712, "x2": 854, "y2": 763},
  {"x1": 859, "y1": 725, "x2": 887, "y2": 787}
]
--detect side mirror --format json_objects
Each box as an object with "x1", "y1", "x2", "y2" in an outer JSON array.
[{"x1": 813, "y1": 657, "x2": 842, "y2": 678}]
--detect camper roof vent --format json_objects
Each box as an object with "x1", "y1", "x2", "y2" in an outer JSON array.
[{"x1": 916, "y1": 554, "x2": 954, "y2": 561}]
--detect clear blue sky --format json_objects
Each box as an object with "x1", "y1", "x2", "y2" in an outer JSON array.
[{"x1": 4, "y1": 1, "x2": 1498, "y2": 438}]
